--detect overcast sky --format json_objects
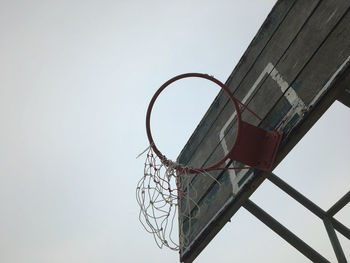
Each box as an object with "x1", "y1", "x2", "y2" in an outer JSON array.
[{"x1": 0, "y1": 1, "x2": 349, "y2": 263}]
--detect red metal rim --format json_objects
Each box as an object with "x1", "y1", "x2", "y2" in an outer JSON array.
[{"x1": 146, "y1": 73, "x2": 242, "y2": 173}]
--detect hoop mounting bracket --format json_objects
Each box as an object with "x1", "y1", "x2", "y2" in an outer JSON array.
[{"x1": 229, "y1": 121, "x2": 283, "y2": 171}]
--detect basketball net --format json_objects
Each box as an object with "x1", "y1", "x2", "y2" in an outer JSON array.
[{"x1": 136, "y1": 146, "x2": 220, "y2": 250}]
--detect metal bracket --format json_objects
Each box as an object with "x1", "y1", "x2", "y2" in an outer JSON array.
[{"x1": 229, "y1": 121, "x2": 283, "y2": 171}]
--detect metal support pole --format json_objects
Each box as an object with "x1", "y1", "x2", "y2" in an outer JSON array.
[
  {"x1": 332, "y1": 220, "x2": 350, "y2": 240},
  {"x1": 268, "y1": 173, "x2": 324, "y2": 217},
  {"x1": 327, "y1": 191, "x2": 350, "y2": 217},
  {"x1": 323, "y1": 218, "x2": 348, "y2": 263},
  {"x1": 267, "y1": 173, "x2": 349, "y2": 262},
  {"x1": 243, "y1": 199, "x2": 330, "y2": 263},
  {"x1": 267, "y1": 173, "x2": 350, "y2": 240}
]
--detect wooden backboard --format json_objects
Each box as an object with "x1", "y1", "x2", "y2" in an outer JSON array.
[{"x1": 177, "y1": 0, "x2": 350, "y2": 262}]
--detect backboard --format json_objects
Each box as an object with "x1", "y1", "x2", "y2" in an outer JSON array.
[{"x1": 177, "y1": 0, "x2": 350, "y2": 262}]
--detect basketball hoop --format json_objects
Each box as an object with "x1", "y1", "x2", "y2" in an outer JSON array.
[{"x1": 136, "y1": 73, "x2": 283, "y2": 250}]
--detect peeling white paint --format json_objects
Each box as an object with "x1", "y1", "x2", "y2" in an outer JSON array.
[
  {"x1": 271, "y1": 66, "x2": 307, "y2": 131},
  {"x1": 220, "y1": 54, "x2": 350, "y2": 196},
  {"x1": 219, "y1": 62, "x2": 306, "y2": 194}
]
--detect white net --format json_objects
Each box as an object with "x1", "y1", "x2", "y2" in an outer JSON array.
[{"x1": 136, "y1": 146, "x2": 220, "y2": 251}]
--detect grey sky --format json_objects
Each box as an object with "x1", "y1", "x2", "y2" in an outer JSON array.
[{"x1": 0, "y1": 0, "x2": 349, "y2": 262}]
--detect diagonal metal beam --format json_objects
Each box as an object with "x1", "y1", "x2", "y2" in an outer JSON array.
[
  {"x1": 331, "y1": 219, "x2": 350, "y2": 241},
  {"x1": 323, "y1": 218, "x2": 348, "y2": 263},
  {"x1": 268, "y1": 173, "x2": 325, "y2": 217},
  {"x1": 327, "y1": 191, "x2": 350, "y2": 217},
  {"x1": 267, "y1": 173, "x2": 350, "y2": 240},
  {"x1": 243, "y1": 199, "x2": 330, "y2": 263}
]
